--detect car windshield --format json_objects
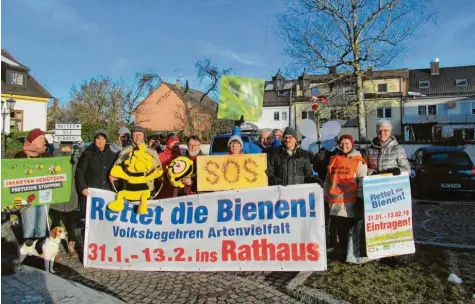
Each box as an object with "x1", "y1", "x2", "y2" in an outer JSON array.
[
  {"x1": 427, "y1": 152, "x2": 472, "y2": 166},
  {"x1": 212, "y1": 136, "x2": 250, "y2": 153}
]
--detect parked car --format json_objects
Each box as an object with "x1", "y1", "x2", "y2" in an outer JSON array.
[
  {"x1": 409, "y1": 146, "x2": 475, "y2": 197},
  {"x1": 209, "y1": 134, "x2": 256, "y2": 155}
]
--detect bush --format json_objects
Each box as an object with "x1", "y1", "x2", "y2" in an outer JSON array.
[{"x1": 1, "y1": 131, "x2": 29, "y2": 154}]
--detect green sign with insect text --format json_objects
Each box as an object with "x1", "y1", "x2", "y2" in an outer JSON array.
[
  {"x1": 1, "y1": 156, "x2": 72, "y2": 210},
  {"x1": 218, "y1": 76, "x2": 265, "y2": 122}
]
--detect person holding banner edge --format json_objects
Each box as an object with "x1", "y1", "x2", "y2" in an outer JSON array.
[
  {"x1": 76, "y1": 129, "x2": 116, "y2": 222},
  {"x1": 324, "y1": 134, "x2": 367, "y2": 262},
  {"x1": 15, "y1": 129, "x2": 51, "y2": 245}
]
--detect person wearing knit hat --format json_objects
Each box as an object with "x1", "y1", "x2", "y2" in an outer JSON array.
[
  {"x1": 110, "y1": 127, "x2": 131, "y2": 154},
  {"x1": 14, "y1": 128, "x2": 50, "y2": 246},
  {"x1": 324, "y1": 134, "x2": 367, "y2": 261},
  {"x1": 267, "y1": 127, "x2": 320, "y2": 187},
  {"x1": 76, "y1": 128, "x2": 117, "y2": 222},
  {"x1": 228, "y1": 135, "x2": 243, "y2": 155}
]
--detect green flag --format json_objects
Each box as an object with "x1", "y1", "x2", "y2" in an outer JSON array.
[
  {"x1": 218, "y1": 76, "x2": 264, "y2": 122},
  {"x1": 1, "y1": 156, "x2": 72, "y2": 210}
]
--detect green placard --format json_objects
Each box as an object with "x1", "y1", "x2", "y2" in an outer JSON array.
[
  {"x1": 1, "y1": 156, "x2": 72, "y2": 210},
  {"x1": 218, "y1": 76, "x2": 264, "y2": 122}
]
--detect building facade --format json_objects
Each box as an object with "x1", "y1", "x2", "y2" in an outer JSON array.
[
  {"x1": 404, "y1": 62, "x2": 475, "y2": 141},
  {"x1": 1, "y1": 49, "x2": 52, "y2": 133}
]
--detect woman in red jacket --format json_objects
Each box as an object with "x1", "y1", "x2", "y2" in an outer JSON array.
[{"x1": 158, "y1": 135, "x2": 182, "y2": 199}]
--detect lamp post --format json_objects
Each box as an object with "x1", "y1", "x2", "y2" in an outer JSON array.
[{"x1": 2, "y1": 98, "x2": 16, "y2": 157}]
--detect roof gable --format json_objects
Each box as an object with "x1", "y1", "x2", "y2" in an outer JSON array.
[{"x1": 1, "y1": 49, "x2": 53, "y2": 99}]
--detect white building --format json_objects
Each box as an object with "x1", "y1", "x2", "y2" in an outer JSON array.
[
  {"x1": 1, "y1": 49, "x2": 52, "y2": 133},
  {"x1": 403, "y1": 62, "x2": 475, "y2": 141}
]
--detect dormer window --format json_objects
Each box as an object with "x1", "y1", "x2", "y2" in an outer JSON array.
[
  {"x1": 455, "y1": 79, "x2": 468, "y2": 86},
  {"x1": 419, "y1": 81, "x2": 430, "y2": 89},
  {"x1": 8, "y1": 70, "x2": 25, "y2": 86}
]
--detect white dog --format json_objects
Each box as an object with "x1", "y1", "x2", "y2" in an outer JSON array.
[{"x1": 19, "y1": 226, "x2": 66, "y2": 273}]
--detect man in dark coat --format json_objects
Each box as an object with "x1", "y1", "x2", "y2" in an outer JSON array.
[
  {"x1": 75, "y1": 129, "x2": 116, "y2": 220},
  {"x1": 180, "y1": 135, "x2": 203, "y2": 196},
  {"x1": 267, "y1": 127, "x2": 321, "y2": 186}
]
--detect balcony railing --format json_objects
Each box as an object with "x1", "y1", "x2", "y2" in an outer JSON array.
[{"x1": 402, "y1": 114, "x2": 475, "y2": 124}]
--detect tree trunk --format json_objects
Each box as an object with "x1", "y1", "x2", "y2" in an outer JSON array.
[{"x1": 354, "y1": 66, "x2": 367, "y2": 140}]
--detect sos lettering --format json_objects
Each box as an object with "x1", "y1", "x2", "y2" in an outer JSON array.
[{"x1": 204, "y1": 158, "x2": 259, "y2": 185}]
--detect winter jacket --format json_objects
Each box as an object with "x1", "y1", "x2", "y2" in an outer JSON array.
[
  {"x1": 75, "y1": 144, "x2": 116, "y2": 194},
  {"x1": 324, "y1": 150, "x2": 367, "y2": 218},
  {"x1": 158, "y1": 147, "x2": 182, "y2": 199},
  {"x1": 267, "y1": 146, "x2": 320, "y2": 186},
  {"x1": 312, "y1": 148, "x2": 338, "y2": 181},
  {"x1": 50, "y1": 150, "x2": 81, "y2": 213},
  {"x1": 363, "y1": 136, "x2": 411, "y2": 175}
]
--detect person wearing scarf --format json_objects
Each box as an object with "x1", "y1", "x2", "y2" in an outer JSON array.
[
  {"x1": 324, "y1": 134, "x2": 368, "y2": 261},
  {"x1": 15, "y1": 129, "x2": 50, "y2": 246},
  {"x1": 158, "y1": 135, "x2": 182, "y2": 199}
]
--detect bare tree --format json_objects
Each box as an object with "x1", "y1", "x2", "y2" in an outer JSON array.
[{"x1": 277, "y1": 0, "x2": 435, "y2": 139}]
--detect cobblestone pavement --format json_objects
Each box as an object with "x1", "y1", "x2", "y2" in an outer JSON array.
[
  {"x1": 46, "y1": 249, "x2": 301, "y2": 304},
  {"x1": 412, "y1": 203, "x2": 475, "y2": 246}
]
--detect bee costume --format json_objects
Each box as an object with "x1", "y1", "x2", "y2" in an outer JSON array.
[{"x1": 108, "y1": 144, "x2": 164, "y2": 214}]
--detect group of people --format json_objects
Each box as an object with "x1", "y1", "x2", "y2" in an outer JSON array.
[{"x1": 11, "y1": 118, "x2": 410, "y2": 263}]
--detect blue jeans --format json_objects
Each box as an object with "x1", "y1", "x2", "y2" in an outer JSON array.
[{"x1": 20, "y1": 205, "x2": 49, "y2": 239}]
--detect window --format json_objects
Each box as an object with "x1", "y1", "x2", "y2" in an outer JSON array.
[
  {"x1": 472, "y1": 102, "x2": 475, "y2": 115},
  {"x1": 455, "y1": 79, "x2": 468, "y2": 86},
  {"x1": 428, "y1": 105, "x2": 437, "y2": 115},
  {"x1": 464, "y1": 128, "x2": 474, "y2": 140},
  {"x1": 377, "y1": 83, "x2": 388, "y2": 93},
  {"x1": 418, "y1": 105, "x2": 427, "y2": 116},
  {"x1": 330, "y1": 109, "x2": 338, "y2": 119},
  {"x1": 274, "y1": 111, "x2": 280, "y2": 121},
  {"x1": 10, "y1": 110, "x2": 23, "y2": 131},
  {"x1": 377, "y1": 107, "x2": 392, "y2": 119},
  {"x1": 301, "y1": 110, "x2": 315, "y2": 120},
  {"x1": 419, "y1": 81, "x2": 430, "y2": 89},
  {"x1": 282, "y1": 111, "x2": 288, "y2": 121},
  {"x1": 429, "y1": 153, "x2": 471, "y2": 166},
  {"x1": 8, "y1": 71, "x2": 25, "y2": 86}
]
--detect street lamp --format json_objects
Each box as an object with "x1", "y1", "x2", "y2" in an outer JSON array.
[{"x1": 2, "y1": 98, "x2": 16, "y2": 157}]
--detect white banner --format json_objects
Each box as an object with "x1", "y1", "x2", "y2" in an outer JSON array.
[
  {"x1": 363, "y1": 175, "x2": 415, "y2": 259},
  {"x1": 84, "y1": 184, "x2": 327, "y2": 271}
]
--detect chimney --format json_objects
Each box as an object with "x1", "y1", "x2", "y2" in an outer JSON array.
[
  {"x1": 53, "y1": 98, "x2": 58, "y2": 108},
  {"x1": 430, "y1": 58, "x2": 440, "y2": 75},
  {"x1": 175, "y1": 79, "x2": 181, "y2": 89},
  {"x1": 367, "y1": 66, "x2": 373, "y2": 77},
  {"x1": 328, "y1": 66, "x2": 337, "y2": 75}
]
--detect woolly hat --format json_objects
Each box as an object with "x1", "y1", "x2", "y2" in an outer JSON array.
[
  {"x1": 228, "y1": 135, "x2": 243, "y2": 148},
  {"x1": 283, "y1": 127, "x2": 297, "y2": 139},
  {"x1": 166, "y1": 135, "x2": 180, "y2": 146},
  {"x1": 339, "y1": 134, "x2": 355, "y2": 148},
  {"x1": 117, "y1": 127, "x2": 131, "y2": 136},
  {"x1": 26, "y1": 128, "x2": 45, "y2": 143},
  {"x1": 93, "y1": 129, "x2": 108, "y2": 140}
]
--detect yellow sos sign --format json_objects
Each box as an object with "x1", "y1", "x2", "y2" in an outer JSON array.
[{"x1": 196, "y1": 154, "x2": 268, "y2": 192}]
